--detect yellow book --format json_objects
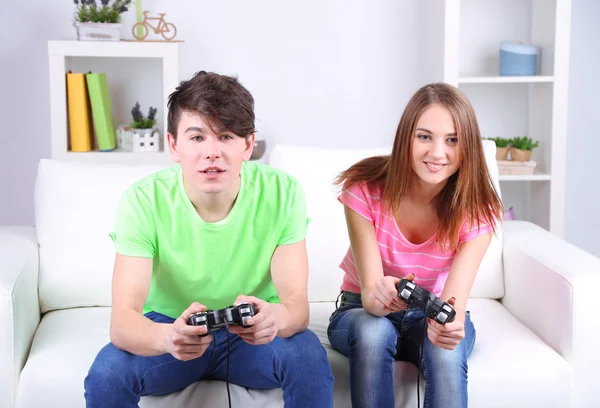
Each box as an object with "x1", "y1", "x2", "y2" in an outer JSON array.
[{"x1": 66, "y1": 71, "x2": 93, "y2": 152}]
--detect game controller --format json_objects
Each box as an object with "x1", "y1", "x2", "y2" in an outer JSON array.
[
  {"x1": 396, "y1": 278, "x2": 456, "y2": 325},
  {"x1": 187, "y1": 302, "x2": 256, "y2": 336}
]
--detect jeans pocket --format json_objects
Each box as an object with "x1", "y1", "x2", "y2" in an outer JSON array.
[{"x1": 329, "y1": 305, "x2": 351, "y2": 322}]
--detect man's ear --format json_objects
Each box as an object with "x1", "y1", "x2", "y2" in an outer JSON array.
[
  {"x1": 167, "y1": 133, "x2": 180, "y2": 163},
  {"x1": 243, "y1": 133, "x2": 256, "y2": 161}
]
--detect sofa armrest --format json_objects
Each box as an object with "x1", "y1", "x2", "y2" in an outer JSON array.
[
  {"x1": 0, "y1": 227, "x2": 40, "y2": 408},
  {"x1": 501, "y1": 221, "x2": 600, "y2": 408}
]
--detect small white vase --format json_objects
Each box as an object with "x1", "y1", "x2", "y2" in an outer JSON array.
[
  {"x1": 117, "y1": 125, "x2": 160, "y2": 153},
  {"x1": 74, "y1": 22, "x2": 122, "y2": 42}
]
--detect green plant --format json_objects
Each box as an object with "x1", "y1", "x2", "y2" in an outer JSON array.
[
  {"x1": 510, "y1": 136, "x2": 539, "y2": 151},
  {"x1": 485, "y1": 137, "x2": 511, "y2": 148},
  {"x1": 131, "y1": 102, "x2": 157, "y2": 129},
  {"x1": 74, "y1": 0, "x2": 131, "y2": 24}
]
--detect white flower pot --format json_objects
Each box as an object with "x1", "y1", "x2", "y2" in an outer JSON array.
[
  {"x1": 74, "y1": 22, "x2": 122, "y2": 42},
  {"x1": 117, "y1": 125, "x2": 161, "y2": 153}
]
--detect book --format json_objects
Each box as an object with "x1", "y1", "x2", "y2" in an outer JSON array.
[
  {"x1": 66, "y1": 71, "x2": 93, "y2": 152},
  {"x1": 85, "y1": 72, "x2": 116, "y2": 151},
  {"x1": 497, "y1": 160, "x2": 537, "y2": 175},
  {"x1": 497, "y1": 160, "x2": 537, "y2": 167}
]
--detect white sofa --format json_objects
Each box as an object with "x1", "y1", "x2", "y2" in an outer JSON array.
[{"x1": 2, "y1": 141, "x2": 599, "y2": 408}]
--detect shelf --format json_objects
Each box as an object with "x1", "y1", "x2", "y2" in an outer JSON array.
[
  {"x1": 498, "y1": 173, "x2": 552, "y2": 181},
  {"x1": 48, "y1": 40, "x2": 179, "y2": 59},
  {"x1": 459, "y1": 76, "x2": 554, "y2": 84},
  {"x1": 48, "y1": 40, "x2": 179, "y2": 166},
  {"x1": 442, "y1": 0, "x2": 570, "y2": 236},
  {"x1": 55, "y1": 149, "x2": 173, "y2": 165}
]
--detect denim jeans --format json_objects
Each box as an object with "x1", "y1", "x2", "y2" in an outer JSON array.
[
  {"x1": 327, "y1": 292, "x2": 475, "y2": 408},
  {"x1": 84, "y1": 311, "x2": 334, "y2": 408}
]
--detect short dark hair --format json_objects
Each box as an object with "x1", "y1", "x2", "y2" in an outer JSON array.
[{"x1": 167, "y1": 71, "x2": 256, "y2": 140}]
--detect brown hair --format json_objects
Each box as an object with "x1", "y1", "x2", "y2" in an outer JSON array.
[
  {"x1": 167, "y1": 71, "x2": 256, "y2": 140},
  {"x1": 335, "y1": 83, "x2": 503, "y2": 250}
]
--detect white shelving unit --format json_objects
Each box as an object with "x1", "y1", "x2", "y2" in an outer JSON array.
[
  {"x1": 48, "y1": 40, "x2": 179, "y2": 165},
  {"x1": 459, "y1": 75, "x2": 554, "y2": 84},
  {"x1": 440, "y1": 0, "x2": 571, "y2": 237}
]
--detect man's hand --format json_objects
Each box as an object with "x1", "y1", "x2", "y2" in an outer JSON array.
[
  {"x1": 227, "y1": 295, "x2": 283, "y2": 345},
  {"x1": 367, "y1": 273, "x2": 415, "y2": 316},
  {"x1": 426, "y1": 297, "x2": 465, "y2": 350},
  {"x1": 162, "y1": 302, "x2": 213, "y2": 361}
]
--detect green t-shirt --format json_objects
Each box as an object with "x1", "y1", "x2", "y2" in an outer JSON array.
[{"x1": 109, "y1": 161, "x2": 309, "y2": 318}]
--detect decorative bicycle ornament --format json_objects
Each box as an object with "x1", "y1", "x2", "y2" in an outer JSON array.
[{"x1": 132, "y1": 11, "x2": 178, "y2": 41}]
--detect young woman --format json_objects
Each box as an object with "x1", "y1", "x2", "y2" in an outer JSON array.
[{"x1": 327, "y1": 83, "x2": 503, "y2": 408}]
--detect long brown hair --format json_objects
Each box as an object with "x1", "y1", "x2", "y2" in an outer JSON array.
[{"x1": 335, "y1": 83, "x2": 503, "y2": 250}]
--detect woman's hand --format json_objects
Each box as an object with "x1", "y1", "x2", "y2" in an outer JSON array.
[
  {"x1": 367, "y1": 273, "x2": 415, "y2": 316},
  {"x1": 427, "y1": 297, "x2": 465, "y2": 350}
]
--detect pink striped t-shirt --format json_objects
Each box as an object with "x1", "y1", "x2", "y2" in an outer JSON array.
[{"x1": 338, "y1": 182, "x2": 493, "y2": 297}]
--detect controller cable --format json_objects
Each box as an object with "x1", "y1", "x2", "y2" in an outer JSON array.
[
  {"x1": 417, "y1": 299, "x2": 430, "y2": 408},
  {"x1": 225, "y1": 323, "x2": 232, "y2": 408}
]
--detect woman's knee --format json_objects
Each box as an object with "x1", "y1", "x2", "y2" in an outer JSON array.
[
  {"x1": 348, "y1": 310, "x2": 397, "y2": 351},
  {"x1": 422, "y1": 338, "x2": 468, "y2": 378}
]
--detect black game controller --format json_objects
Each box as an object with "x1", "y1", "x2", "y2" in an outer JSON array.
[
  {"x1": 187, "y1": 302, "x2": 256, "y2": 336},
  {"x1": 396, "y1": 279, "x2": 456, "y2": 325}
]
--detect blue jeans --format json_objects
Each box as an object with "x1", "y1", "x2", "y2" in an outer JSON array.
[
  {"x1": 327, "y1": 292, "x2": 475, "y2": 408},
  {"x1": 84, "y1": 311, "x2": 334, "y2": 408}
]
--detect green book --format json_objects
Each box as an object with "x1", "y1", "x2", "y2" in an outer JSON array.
[{"x1": 85, "y1": 72, "x2": 116, "y2": 151}]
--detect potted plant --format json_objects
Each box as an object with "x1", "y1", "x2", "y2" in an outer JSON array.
[
  {"x1": 116, "y1": 102, "x2": 160, "y2": 152},
  {"x1": 485, "y1": 137, "x2": 511, "y2": 160},
  {"x1": 73, "y1": 0, "x2": 131, "y2": 41},
  {"x1": 509, "y1": 136, "x2": 539, "y2": 161}
]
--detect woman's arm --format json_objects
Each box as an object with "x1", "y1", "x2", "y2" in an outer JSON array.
[
  {"x1": 426, "y1": 231, "x2": 493, "y2": 350},
  {"x1": 344, "y1": 205, "x2": 407, "y2": 316},
  {"x1": 441, "y1": 231, "x2": 493, "y2": 316}
]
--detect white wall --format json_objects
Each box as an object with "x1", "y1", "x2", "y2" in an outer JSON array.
[
  {"x1": 565, "y1": 0, "x2": 600, "y2": 257},
  {"x1": 1, "y1": 0, "x2": 599, "y2": 259},
  {"x1": 0, "y1": 0, "x2": 427, "y2": 226}
]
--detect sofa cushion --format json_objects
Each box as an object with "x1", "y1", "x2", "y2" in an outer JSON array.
[
  {"x1": 15, "y1": 300, "x2": 572, "y2": 408},
  {"x1": 310, "y1": 300, "x2": 573, "y2": 408},
  {"x1": 267, "y1": 141, "x2": 504, "y2": 301},
  {"x1": 34, "y1": 159, "x2": 169, "y2": 312}
]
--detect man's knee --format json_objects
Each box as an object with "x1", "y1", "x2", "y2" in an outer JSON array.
[
  {"x1": 276, "y1": 329, "x2": 331, "y2": 373},
  {"x1": 84, "y1": 343, "x2": 138, "y2": 396}
]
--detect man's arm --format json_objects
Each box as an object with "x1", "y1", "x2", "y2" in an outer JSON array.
[
  {"x1": 270, "y1": 239, "x2": 310, "y2": 337},
  {"x1": 110, "y1": 253, "x2": 213, "y2": 359},
  {"x1": 109, "y1": 254, "x2": 168, "y2": 355}
]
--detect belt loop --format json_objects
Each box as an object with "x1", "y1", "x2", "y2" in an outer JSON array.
[{"x1": 335, "y1": 291, "x2": 343, "y2": 309}]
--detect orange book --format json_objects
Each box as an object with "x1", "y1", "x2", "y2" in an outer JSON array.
[{"x1": 66, "y1": 71, "x2": 93, "y2": 152}]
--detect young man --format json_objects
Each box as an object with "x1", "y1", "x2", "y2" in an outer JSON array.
[{"x1": 84, "y1": 71, "x2": 334, "y2": 407}]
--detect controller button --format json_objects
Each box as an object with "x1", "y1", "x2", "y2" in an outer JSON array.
[
  {"x1": 437, "y1": 312, "x2": 448, "y2": 323},
  {"x1": 442, "y1": 304, "x2": 452, "y2": 312},
  {"x1": 400, "y1": 289, "x2": 411, "y2": 299}
]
